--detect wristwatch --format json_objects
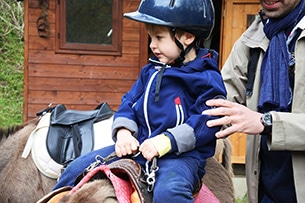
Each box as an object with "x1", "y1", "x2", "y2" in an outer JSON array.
[{"x1": 260, "y1": 112, "x2": 272, "y2": 135}]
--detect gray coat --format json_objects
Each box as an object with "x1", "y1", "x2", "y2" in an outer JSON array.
[{"x1": 221, "y1": 16, "x2": 305, "y2": 203}]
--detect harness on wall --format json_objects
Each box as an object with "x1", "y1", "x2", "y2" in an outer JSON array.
[{"x1": 37, "y1": 0, "x2": 50, "y2": 37}]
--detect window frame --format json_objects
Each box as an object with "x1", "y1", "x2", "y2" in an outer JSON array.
[{"x1": 55, "y1": 0, "x2": 122, "y2": 56}]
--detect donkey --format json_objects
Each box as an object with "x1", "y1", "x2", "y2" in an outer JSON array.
[
  {"x1": 0, "y1": 120, "x2": 57, "y2": 203},
  {"x1": 0, "y1": 119, "x2": 234, "y2": 203},
  {"x1": 52, "y1": 156, "x2": 233, "y2": 203}
]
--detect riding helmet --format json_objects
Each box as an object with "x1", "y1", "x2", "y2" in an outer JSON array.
[{"x1": 123, "y1": 0, "x2": 215, "y2": 40}]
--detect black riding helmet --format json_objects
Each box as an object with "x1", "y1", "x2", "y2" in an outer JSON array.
[{"x1": 124, "y1": 0, "x2": 215, "y2": 66}]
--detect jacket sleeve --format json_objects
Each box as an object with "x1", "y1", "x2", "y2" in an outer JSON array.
[
  {"x1": 111, "y1": 65, "x2": 150, "y2": 140},
  {"x1": 221, "y1": 37, "x2": 250, "y2": 105},
  {"x1": 267, "y1": 111, "x2": 305, "y2": 151},
  {"x1": 168, "y1": 68, "x2": 227, "y2": 155}
]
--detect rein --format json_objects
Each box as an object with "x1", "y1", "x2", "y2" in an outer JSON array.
[
  {"x1": 145, "y1": 157, "x2": 158, "y2": 192},
  {"x1": 85, "y1": 151, "x2": 159, "y2": 192}
]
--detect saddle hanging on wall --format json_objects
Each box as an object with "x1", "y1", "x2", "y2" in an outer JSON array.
[{"x1": 46, "y1": 102, "x2": 114, "y2": 166}]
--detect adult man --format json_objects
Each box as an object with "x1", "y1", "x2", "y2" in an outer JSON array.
[{"x1": 202, "y1": 0, "x2": 305, "y2": 202}]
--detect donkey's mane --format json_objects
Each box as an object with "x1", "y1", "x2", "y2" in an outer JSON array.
[
  {"x1": 0, "y1": 119, "x2": 38, "y2": 143},
  {"x1": 0, "y1": 124, "x2": 25, "y2": 142}
]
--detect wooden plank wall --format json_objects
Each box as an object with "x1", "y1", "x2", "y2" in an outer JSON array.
[{"x1": 23, "y1": 0, "x2": 146, "y2": 121}]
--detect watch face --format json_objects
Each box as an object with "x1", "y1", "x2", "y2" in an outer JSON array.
[{"x1": 263, "y1": 113, "x2": 272, "y2": 126}]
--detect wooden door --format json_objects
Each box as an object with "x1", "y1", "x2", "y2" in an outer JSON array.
[{"x1": 219, "y1": 0, "x2": 261, "y2": 164}]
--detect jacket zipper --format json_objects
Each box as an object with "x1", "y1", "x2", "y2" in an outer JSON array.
[{"x1": 144, "y1": 70, "x2": 159, "y2": 137}]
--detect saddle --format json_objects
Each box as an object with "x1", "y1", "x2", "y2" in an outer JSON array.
[
  {"x1": 72, "y1": 158, "x2": 152, "y2": 203},
  {"x1": 37, "y1": 157, "x2": 220, "y2": 203},
  {"x1": 47, "y1": 102, "x2": 114, "y2": 166},
  {"x1": 37, "y1": 158, "x2": 152, "y2": 203}
]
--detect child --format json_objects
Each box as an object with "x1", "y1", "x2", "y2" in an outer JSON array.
[{"x1": 53, "y1": 0, "x2": 226, "y2": 202}]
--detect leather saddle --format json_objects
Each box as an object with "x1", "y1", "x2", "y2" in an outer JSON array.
[
  {"x1": 72, "y1": 158, "x2": 152, "y2": 203},
  {"x1": 36, "y1": 158, "x2": 152, "y2": 203},
  {"x1": 46, "y1": 102, "x2": 114, "y2": 166}
]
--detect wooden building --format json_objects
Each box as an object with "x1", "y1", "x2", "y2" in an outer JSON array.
[{"x1": 21, "y1": 0, "x2": 261, "y2": 164}]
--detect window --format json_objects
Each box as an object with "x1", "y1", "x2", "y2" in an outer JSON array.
[
  {"x1": 56, "y1": 0, "x2": 122, "y2": 55},
  {"x1": 247, "y1": 15, "x2": 256, "y2": 28}
]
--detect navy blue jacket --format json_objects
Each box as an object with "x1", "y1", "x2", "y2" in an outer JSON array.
[{"x1": 112, "y1": 48, "x2": 226, "y2": 171}]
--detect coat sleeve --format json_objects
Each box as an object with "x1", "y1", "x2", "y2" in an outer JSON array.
[
  {"x1": 221, "y1": 37, "x2": 251, "y2": 105},
  {"x1": 168, "y1": 68, "x2": 227, "y2": 155},
  {"x1": 111, "y1": 65, "x2": 150, "y2": 140},
  {"x1": 188, "y1": 69, "x2": 227, "y2": 150},
  {"x1": 267, "y1": 111, "x2": 305, "y2": 151}
]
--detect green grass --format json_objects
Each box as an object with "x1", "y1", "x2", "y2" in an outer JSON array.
[
  {"x1": 235, "y1": 193, "x2": 248, "y2": 203},
  {"x1": 0, "y1": 0, "x2": 24, "y2": 128}
]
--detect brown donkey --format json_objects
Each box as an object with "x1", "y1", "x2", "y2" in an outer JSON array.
[{"x1": 0, "y1": 120, "x2": 234, "y2": 203}]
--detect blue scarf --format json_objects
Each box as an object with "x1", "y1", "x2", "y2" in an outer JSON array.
[{"x1": 258, "y1": 0, "x2": 305, "y2": 113}]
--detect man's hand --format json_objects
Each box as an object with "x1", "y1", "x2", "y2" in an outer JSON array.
[{"x1": 202, "y1": 99, "x2": 264, "y2": 138}]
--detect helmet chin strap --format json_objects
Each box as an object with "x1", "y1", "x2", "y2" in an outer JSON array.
[{"x1": 171, "y1": 28, "x2": 196, "y2": 67}]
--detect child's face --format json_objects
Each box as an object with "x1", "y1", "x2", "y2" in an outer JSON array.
[{"x1": 148, "y1": 27, "x2": 181, "y2": 65}]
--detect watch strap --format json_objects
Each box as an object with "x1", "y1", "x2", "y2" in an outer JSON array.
[
  {"x1": 261, "y1": 112, "x2": 272, "y2": 135},
  {"x1": 261, "y1": 125, "x2": 272, "y2": 135}
]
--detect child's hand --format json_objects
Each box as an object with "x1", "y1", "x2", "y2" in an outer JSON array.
[
  {"x1": 115, "y1": 128, "x2": 139, "y2": 157},
  {"x1": 139, "y1": 139, "x2": 159, "y2": 161}
]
